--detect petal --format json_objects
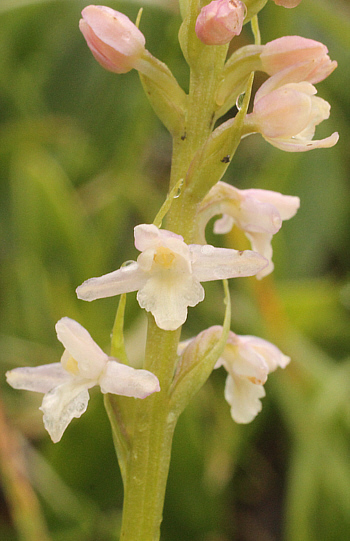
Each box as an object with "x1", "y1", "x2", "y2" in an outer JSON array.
[
  {"x1": 137, "y1": 273, "x2": 204, "y2": 330},
  {"x1": 56, "y1": 318, "x2": 107, "y2": 380},
  {"x1": 135, "y1": 225, "x2": 191, "y2": 267},
  {"x1": 245, "y1": 231, "x2": 274, "y2": 279},
  {"x1": 213, "y1": 214, "x2": 235, "y2": 234},
  {"x1": 238, "y1": 335, "x2": 291, "y2": 372},
  {"x1": 40, "y1": 380, "x2": 90, "y2": 443},
  {"x1": 76, "y1": 263, "x2": 147, "y2": 301},
  {"x1": 224, "y1": 373, "x2": 266, "y2": 424},
  {"x1": 254, "y1": 86, "x2": 313, "y2": 138},
  {"x1": 264, "y1": 131, "x2": 339, "y2": 152},
  {"x1": 99, "y1": 360, "x2": 160, "y2": 398},
  {"x1": 211, "y1": 187, "x2": 282, "y2": 234},
  {"x1": 227, "y1": 194, "x2": 282, "y2": 233},
  {"x1": 255, "y1": 63, "x2": 320, "y2": 101},
  {"x1": 190, "y1": 244, "x2": 268, "y2": 282},
  {"x1": 221, "y1": 338, "x2": 269, "y2": 384},
  {"x1": 134, "y1": 223, "x2": 183, "y2": 252},
  {"x1": 6, "y1": 363, "x2": 70, "y2": 394},
  {"x1": 261, "y1": 36, "x2": 329, "y2": 75},
  {"x1": 244, "y1": 189, "x2": 300, "y2": 220}
]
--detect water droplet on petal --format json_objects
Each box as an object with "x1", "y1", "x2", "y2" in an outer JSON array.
[
  {"x1": 236, "y1": 92, "x2": 245, "y2": 111},
  {"x1": 122, "y1": 260, "x2": 135, "y2": 267}
]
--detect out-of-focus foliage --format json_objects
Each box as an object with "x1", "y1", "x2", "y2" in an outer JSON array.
[{"x1": 0, "y1": 0, "x2": 349, "y2": 540}]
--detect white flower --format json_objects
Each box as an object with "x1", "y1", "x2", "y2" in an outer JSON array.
[
  {"x1": 76, "y1": 224, "x2": 268, "y2": 331},
  {"x1": 197, "y1": 181, "x2": 300, "y2": 278},
  {"x1": 6, "y1": 317, "x2": 160, "y2": 443},
  {"x1": 215, "y1": 332, "x2": 290, "y2": 423}
]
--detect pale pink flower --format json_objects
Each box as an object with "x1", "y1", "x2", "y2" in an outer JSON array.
[
  {"x1": 272, "y1": 0, "x2": 302, "y2": 7},
  {"x1": 245, "y1": 65, "x2": 339, "y2": 152},
  {"x1": 197, "y1": 181, "x2": 300, "y2": 278},
  {"x1": 6, "y1": 318, "x2": 160, "y2": 442},
  {"x1": 260, "y1": 36, "x2": 337, "y2": 84},
  {"x1": 179, "y1": 327, "x2": 290, "y2": 423},
  {"x1": 76, "y1": 224, "x2": 267, "y2": 331},
  {"x1": 195, "y1": 0, "x2": 246, "y2": 45},
  {"x1": 79, "y1": 5, "x2": 146, "y2": 74},
  {"x1": 215, "y1": 331, "x2": 290, "y2": 423}
]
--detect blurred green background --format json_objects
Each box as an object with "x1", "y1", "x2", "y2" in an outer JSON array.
[{"x1": 0, "y1": 0, "x2": 349, "y2": 539}]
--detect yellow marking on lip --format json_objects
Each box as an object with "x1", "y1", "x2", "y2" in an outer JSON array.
[
  {"x1": 153, "y1": 247, "x2": 175, "y2": 269},
  {"x1": 65, "y1": 356, "x2": 79, "y2": 375}
]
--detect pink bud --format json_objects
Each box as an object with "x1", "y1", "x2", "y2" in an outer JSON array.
[
  {"x1": 79, "y1": 5, "x2": 146, "y2": 74},
  {"x1": 272, "y1": 0, "x2": 302, "y2": 7},
  {"x1": 195, "y1": 0, "x2": 246, "y2": 46},
  {"x1": 261, "y1": 36, "x2": 337, "y2": 84}
]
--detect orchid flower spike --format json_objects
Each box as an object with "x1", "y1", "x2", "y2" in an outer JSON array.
[
  {"x1": 6, "y1": 318, "x2": 160, "y2": 442},
  {"x1": 260, "y1": 36, "x2": 337, "y2": 84},
  {"x1": 195, "y1": 0, "x2": 246, "y2": 46},
  {"x1": 197, "y1": 181, "x2": 300, "y2": 278},
  {"x1": 245, "y1": 64, "x2": 339, "y2": 152},
  {"x1": 79, "y1": 5, "x2": 146, "y2": 74},
  {"x1": 215, "y1": 330, "x2": 290, "y2": 423},
  {"x1": 76, "y1": 224, "x2": 268, "y2": 331}
]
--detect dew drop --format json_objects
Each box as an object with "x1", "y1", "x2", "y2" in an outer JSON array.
[
  {"x1": 122, "y1": 260, "x2": 135, "y2": 267},
  {"x1": 173, "y1": 179, "x2": 183, "y2": 199},
  {"x1": 236, "y1": 92, "x2": 245, "y2": 111}
]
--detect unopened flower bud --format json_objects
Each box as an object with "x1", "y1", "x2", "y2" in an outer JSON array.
[
  {"x1": 79, "y1": 5, "x2": 146, "y2": 74},
  {"x1": 272, "y1": 0, "x2": 302, "y2": 7},
  {"x1": 195, "y1": 0, "x2": 246, "y2": 46},
  {"x1": 261, "y1": 36, "x2": 337, "y2": 83}
]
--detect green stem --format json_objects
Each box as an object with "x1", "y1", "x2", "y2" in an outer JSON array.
[
  {"x1": 119, "y1": 317, "x2": 181, "y2": 541},
  {"x1": 117, "y1": 13, "x2": 230, "y2": 541},
  {"x1": 167, "y1": 47, "x2": 228, "y2": 241}
]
